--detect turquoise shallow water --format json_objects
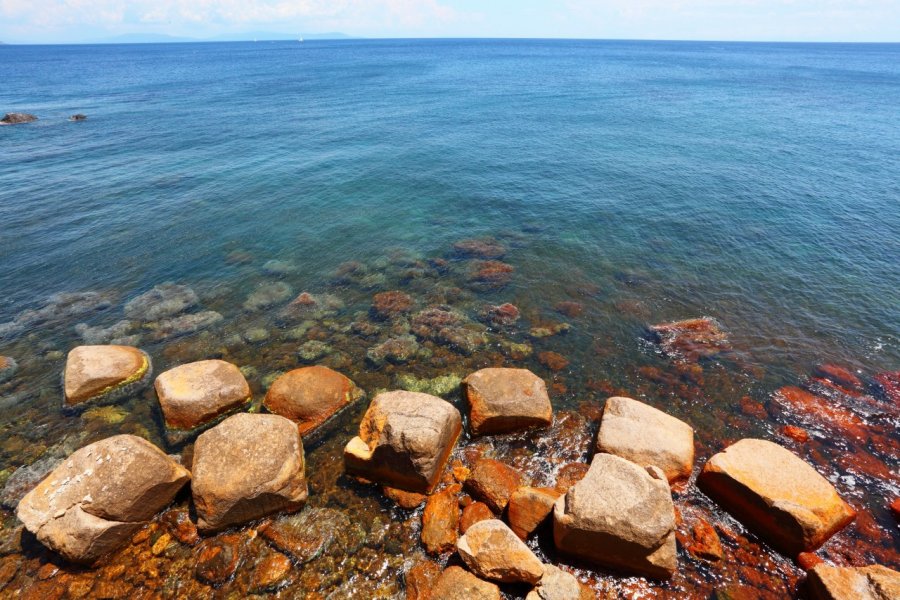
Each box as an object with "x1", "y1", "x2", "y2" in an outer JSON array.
[{"x1": 0, "y1": 39, "x2": 898, "y2": 596}]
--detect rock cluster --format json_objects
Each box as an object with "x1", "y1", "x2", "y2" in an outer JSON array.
[{"x1": 1, "y1": 112, "x2": 37, "y2": 125}]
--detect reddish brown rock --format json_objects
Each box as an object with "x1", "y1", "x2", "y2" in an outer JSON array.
[
  {"x1": 537, "y1": 351, "x2": 569, "y2": 372},
  {"x1": 63, "y1": 345, "x2": 152, "y2": 408},
  {"x1": 406, "y1": 559, "x2": 441, "y2": 600},
  {"x1": 479, "y1": 303, "x2": 520, "y2": 328},
  {"x1": 192, "y1": 413, "x2": 307, "y2": 531},
  {"x1": 686, "y1": 519, "x2": 723, "y2": 562},
  {"x1": 874, "y1": 371, "x2": 900, "y2": 405},
  {"x1": 161, "y1": 509, "x2": 199, "y2": 546},
  {"x1": 772, "y1": 386, "x2": 868, "y2": 442},
  {"x1": 554, "y1": 462, "x2": 590, "y2": 493},
  {"x1": 464, "y1": 458, "x2": 523, "y2": 513},
  {"x1": 460, "y1": 502, "x2": 494, "y2": 533},
  {"x1": 154, "y1": 359, "x2": 250, "y2": 431},
  {"x1": 372, "y1": 291, "x2": 414, "y2": 319},
  {"x1": 195, "y1": 534, "x2": 242, "y2": 585},
  {"x1": 463, "y1": 368, "x2": 552, "y2": 436},
  {"x1": 457, "y1": 519, "x2": 544, "y2": 584},
  {"x1": 468, "y1": 260, "x2": 514, "y2": 289},
  {"x1": 383, "y1": 486, "x2": 427, "y2": 509},
  {"x1": 249, "y1": 550, "x2": 293, "y2": 593},
  {"x1": 553, "y1": 454, "x2": 677, "y2": 579},
  {"x1": 344, "y1": 391, "x2": 462, "y2": 493},
  {"x1": 805, "y1": 563, "x2": 900, "y2": 600},
  {"x1": 596, "y1": 396, "x2": 695, "y2": 482},
  {"x1": 422, "y1": 484, "x2": 461, "y2": 554},
  {"x1": 264, "y1": 366, "x2": 364, "y2": 439},
  {"x1": 431, "y1": 565, "x2": 500, "y2": 600},
  {"x1": 890, "y1": 498, "x2": 900, "y2": 521},
  {"x1": 452, "y1": 238, "x2": 506, "y2": 259},
  {"x1": 649, "y1": 317, "x2": 730, "y2": 361},
  {"x1": 814, "y1": 364, "x2": 863, "y2": 394},
  {"x1": 698, "y1": 438, "x2": 856, "y2": 555},
  {"x1": 797, "y1": 552, "x2": 824, "y2": 570},
  {"x1": 781, "y1": 425, "x2": 810, "y2": 443},
  {"x1": 554, "y1": 301, "x2": 584, "y2": 318},
  {"x1": 507, "y1": 487, "x2": 561, "y2": 539},
  {"x1": 16, "y1": 435, "x2": 189, "y2": 564}
]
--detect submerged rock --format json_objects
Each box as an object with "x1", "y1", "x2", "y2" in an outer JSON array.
[
  {"x1": 467, "y1": 260, "x2": 514, "y2": 290},
  {"x1": 74, "y1": 320, "x2": 136, "y2": 345},
  {"x1": 1, "y1": 292, "x2": 115, "y2": 340},
  {"x1": 596, "y1": 396, "x2": 695, "y2": 482},
  {"x1": 0, "y1": 112, "x2": 37, "y2": 125},
  {"x1": 263, "y1": 366, "x2": 364, "y2": 440},
  {"x1": 344, "y1": 390, "x2": 462, "y2": 493},
  {"x1": 451, "y1": 238, "x2": 507, "y2": 259},
  {"x1": 396, "y1": 373, "x2": 461, "y2": 397},
  {"x1": 649, "y1": 317, "x2": 730, "y2": 361},
  {"x1": 69, "y1": 114, "x2": 87, "y2": 121},
  {"x1": 149, "y1": 310, "x2": 223, "y2": 341},
  {"x1": 478, "y1": 303, "x2": 520, "y2": 329},
  {"x1": 262, "y1": 259, "x2": 298, "y2": 276},
  {"x1": 367, "y1": 335, "x2": 421, "y2": 366},
  {"x1": 16, "y1": 435, "x2": 190, "y2": 564},
  {"x1": 259, "y1": 507, "x2": 353, "y2": 564},
  {"x1": 553, "y1": 454, "x2": 677, "y2": 579},
  {"x1": 0, "y1": 456, "x2": 63, "y2": 510},
  {"x1": 805, "y1": 563, "x2": 900, "y2": 600},
  {"x1": 243, "y1": 281, "x2": 293, "y2": 311},
  {"x1": 124, "y1": 283, "x2": 198, "y2": 321},
  {"x1": 457, "y1": 519, "x2": 544, "y2": 584},
  {"x1": 192, "y1": 413, "x2": 307, "y2": 531},
  {"x1": 195, "y1": 533, "x2": 243, "y2": 585},
  {"x1": 63, "y1": 345, "x2": 152, "y2": 409},
  {"x1": 462, "y1": 368, "x2": 552, "y2": 436},
  {"x1": 698, "y1": 438, "x2": 856, "y2": 555},
  {"x1": 154, "y1": 359, "x2": 251, "y2": 434},
  {"x1": 371, "y1": 290, "x2": 414, "y2": 319},
  {"x1": 431, "y1": 565, "x2": 500, "y2": 600},
  {"x1": 0, "y1": 356, "x2": 17, "y2": 384},
  {"x1": 297, "y1": 339, "x2": 333, "y2": 362}
]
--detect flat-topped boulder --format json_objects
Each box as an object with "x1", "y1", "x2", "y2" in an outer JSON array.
[
  {"x1": 698, "y1": 438, "x2": 855, "y2": 555},
  {"x1": 431, "y1": 565, "x2": 500, "y2": 600},
  {"x1": 553, "y1": 453, "x2": 677, "y2": 579},
  {"x1": 63, "y1": 345, "x2": 152, "y2": 409},
  {"x1": 805, "y1": 564, "x2": 900, "y2": 600},
  {"x1": 1, "y1": 112, "x2": 37, "y2": 125},
  {"x1": 596, "y1": 396, "x2": 695, "y2": 482},
  {"x1": 457, "y1": 519, "x2": 544, "y2": 584},
  {"x1": 16, "y1": 435, "x2": 189, "y2": 564},
  {"x1": 192, "y1": 413, "x2": 307, "y2": 531},
  {"x1": 264, "y1": 366, "x2": 364, "y2": 441},
  {"x1": 154, "y1": 359, "x2": 250, "y2": 437},
  {"x1": 462, "y1": 368, "x2": 552, "y2": 436},
  {"x1": 344, "y1": 391, "x2": 461, "y2": 494}
]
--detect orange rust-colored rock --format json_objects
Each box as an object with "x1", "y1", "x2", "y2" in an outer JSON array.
[
  {"x1": 814, "y1": 364, "x2": 864, "y2": 394},
  {"x1": 538, "y1": 351, "x2": 569, "y2": 372},
  {"x1": 422, "y1": 484, "x2": 461, "y2": 554},
  {"x1": 462, "y1": 368, "x2": 552, "y2": 436},
  {"x1": 468, "y1": 260, "x2": 514, "y2": 289},
  {"x1": 371, "y1": 291, "x2": 414, "y2": 319},
  {"x1": 772, "y1": 386, "x2": 868, "y2": 442},
  {"x1": 431, "y1": 565, "x2": 500, "y2": 600},
  {"x1": 890, "y1": 498, "x2": 900, "y2": 522},
  {"x1": 405, "y1": 559, "x2": 441, "y2": 600},
  {"x1": 460, "y1": 502, "x2": 494, "y2": 533},
  {"x1": 464, "y1": 458, "x2": 523, "y2": 513},
  {"x1": 264, "y1": 366, "x2": 364, "y2": 439},
  {"x1": 63, "y1": 345, "x2": 151, "y2": 408},
  {"x1": 698, "y1": 438, "x2": 856, "y2": 555},
  {"x1": 154, "y1": 359, "x2": 250, "y2": 431},
  {"x1": 805, "y1": 563, "x2": 900, "y2": 600},
  {"x1": 781, "y1": 425, "x2": 810, "y2": 443},
  {"x1": 507, "y1": 487, "x2": 561, "y2": 539},
  {"x1": 383, "y1": 486, "x2": 427, "y2": 509},
  {"x1": 649, "y1": 317, "x2": 730, "y2": 361},
  {"x1": 686, "y1": 519, "x2": 723, "y2": 562},
  {"x1": 797, "y1": 552, "x2": 824, "y2": 570}
]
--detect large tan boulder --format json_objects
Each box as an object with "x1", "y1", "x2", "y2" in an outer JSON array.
[
  {"x1": 805, "y1": 564, "x2": 900, "y2": 600},
  {"x1": 63, "y1": 345, "x2": 152, "y2": 409},
  {"x1": 698, "y1": 438, "x2": 855, "y2": 555},
  {"x1": 596, "y1": 396, "x2": 694, "y2": 482},
  {"x1": 462, "y1": 368, "x2": 552, "y2": 436},
  {"x1": 192, "y1": 413, "x2": 307, "y2": 531},
  {"x1": 344, "y1": 391, "x2": 461, "y2": 494},
  {"x1": 264, "y1": 366, "x2": 364, "y2": 441},
  {"x1": 457, "y1": 519, "x2": 544, "y2": 584},
  {"x1": 431, "y1": 565, "x2": 500, "y2": 600},
  {"x1": 16, "y1": 435, "x2": 189, "y2": 564},
  {"x1": 553, "y1": 453, "x2": 677, "y2": 579},
  {"x1": 154, "y1": 359, "x2": 250, "y2": 434}
]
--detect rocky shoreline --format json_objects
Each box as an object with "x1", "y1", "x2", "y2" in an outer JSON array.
[{"x1": 0, "y1": 239, "x2": 897, "y2": 598}]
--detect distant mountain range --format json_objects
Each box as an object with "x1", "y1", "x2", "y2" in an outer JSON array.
[{"x1": 1, "y1": 32, "x2": 353, "y2": 45}]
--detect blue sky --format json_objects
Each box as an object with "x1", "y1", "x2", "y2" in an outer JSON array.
[{"x1": 1, "y1": 0, "x2": 897, "y2": 44}]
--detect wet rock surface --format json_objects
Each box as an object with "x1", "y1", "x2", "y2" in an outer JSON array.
[
  {"x1": 464, "y1": 458, "x2": 524, "y2": 513},
  {"x1": 432, "y1": 565, "x2": 501, "y2": 600},
  {"x1": 805, "y1": 563, "x2": 900, "y2": 600},
  {"x1": 154, "y1": 359, "x2": 250, "y2": 432},
  {"x1": 63, "y1": 345, "x2": 151, "y2": 408},
  {"x1": 457, "y1": 519, "x2": 544, "y2": 584},
  {"x1": 0, "y1": 112, "x2": 37, "y2": 125},
  {"x1": 192, "y1": 413, "x2": 307, "y2": 531},
  {"x1": 344, "y1": 390, "x2": 461, "y2": 493},
  {"x1": 16, "y1": 435, "x2": 189, "y2": 563},
  {"x1": 463, "y1": 368, "x2": 552, "y2": 436},
  {"x1": 698, "y1": 438, "x2": 856, "y2": 555}
]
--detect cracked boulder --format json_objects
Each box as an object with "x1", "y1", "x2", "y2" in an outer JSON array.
[
  {"x1": 63, "y1": 345, "x2": 152, "y2": 410},
  {"x1": 462, "y1": 368, "x2": 552, "y2": 436},
  {"x1": 16, "y1": 435, "x2": 190, "y2": 564},
  {"x1": 553, "y1": 453, "x2": 677, "y2": 579},
  {"x1": 698, "y1": 438, "x2": 856, "y2": 555},
  {"x1": 192, "y1": 413, "x2": 308, "y2": 531},
  {"x1": 344, "y1": 390, "x2": 461, "y2": 493}
]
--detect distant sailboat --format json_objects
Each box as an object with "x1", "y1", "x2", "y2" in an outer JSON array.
[{"x1": 298, "y1": 36, "x2": 304, "y2": 43}]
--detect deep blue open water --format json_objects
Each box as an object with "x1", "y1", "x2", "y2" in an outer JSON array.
[{"x1": 0, "y1": 39, "x2": 899, "y2": 596}]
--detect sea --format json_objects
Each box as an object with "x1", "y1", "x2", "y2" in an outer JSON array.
[{"x1": 0, "y1": 39, "x2": 898, "y2": 597}]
